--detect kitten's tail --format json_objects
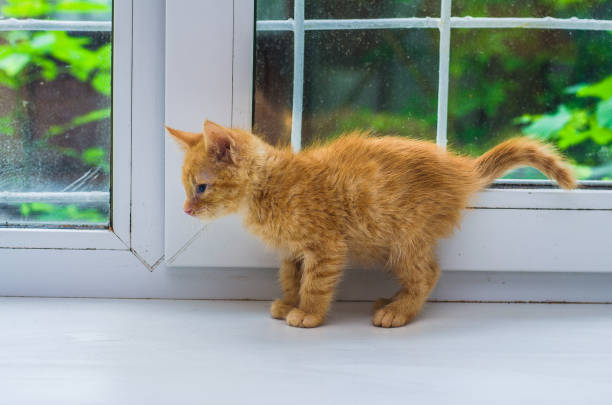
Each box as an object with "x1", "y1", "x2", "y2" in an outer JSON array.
[{"x1": 473, "y1": 137, "x2": 577, "y2": 189}]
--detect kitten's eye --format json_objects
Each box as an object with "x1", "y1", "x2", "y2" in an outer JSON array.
[{"x1": 196, "y1": 184, "x2": 207, "y2": 194}]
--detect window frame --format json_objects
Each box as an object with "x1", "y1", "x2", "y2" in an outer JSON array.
[
  {"x1": 0, "y1": 0, "x2": 131, "y2": 250},
  {"x1": 164, "y1": 0, "x2": 612, "y2": 272},
  {"x1": 0, "y1": 0, "x2": 166, "y2": 266},
  {"x1": 1, "y1": 0, "x2": 611, "y2": 301}
]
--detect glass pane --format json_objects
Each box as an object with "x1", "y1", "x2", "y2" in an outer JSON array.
[
  {"x1": 453, "y1": 0, "x2": 612, "y2": 19},
  {"x1": 256, "y1": 0, "x2": 292, "y2": 20},
  {"x1": 0, "y1": 0, "x2": 112, "y2": 21},
  {"x1": 301, "y1": 29, "x2": 438, "y2": 146},
  {"x1": 256, "y1": 0, "x2": 440, "y2": 20},
  {"x1": 0, "y1": 0, "x2": 112, "y2": 227},
  {"x1": 306, "y1": 0, "x2": 439, "y2": 19},
  {"x1": 254, "y1": 31, "x2": 294, "y2": 146},
  {"x1": 448, "y1": 29, "x2": 612, "y2": 181}
]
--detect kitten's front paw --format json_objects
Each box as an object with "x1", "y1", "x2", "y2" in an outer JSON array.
[
  {"x1": 372, "y1": 298, "x2": 392, "y2": 312},
  {"x1": 270, "y1": 299, "x2": 295, "y2": 320},
  {"x1": 286, "y1": 308, "x2": 323, "y2": 328},
  {"x1": 372, "y1": 305, "x2": 414, "y2": 328}
]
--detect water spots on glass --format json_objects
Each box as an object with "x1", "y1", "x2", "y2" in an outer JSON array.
[{"x1": 0, "y1": 1, "x2": 112, "y2": 227}]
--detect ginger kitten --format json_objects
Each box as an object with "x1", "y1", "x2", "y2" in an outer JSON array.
[{"x1": 167, "y1": 120, "x2": 576, "y2": 328}]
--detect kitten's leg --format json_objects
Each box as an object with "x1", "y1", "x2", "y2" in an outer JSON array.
[
  {"x1": 372, "y1": 298, "x2": 392, "y2": 312},
  {"x1": 270, "y1": 257, "x2": 302, "y2": 320},
  {"x1": 286, "y1": 253, "x2": 344, "y2": 328},
  {"x1": 373, "y1": 251, "x2": 440, "y2": 328}
]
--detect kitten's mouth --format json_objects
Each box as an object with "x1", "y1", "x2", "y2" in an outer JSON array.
[
  {"x1": 185, "y1": 208, "x2": 201, "y2": 217},
  {"x1": 193, "y1": 209, "x2": 210, "y2": 218}
]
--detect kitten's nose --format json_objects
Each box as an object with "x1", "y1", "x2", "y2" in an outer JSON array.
[{"x1": 183, "y1": 201, "x2": 195, "y2": 216}]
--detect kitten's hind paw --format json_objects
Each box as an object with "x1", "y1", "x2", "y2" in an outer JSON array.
[
  {"x1": 286, "y1": 308, "x2": 324, "y2": 328},
  {"x1": 270, "y1": 299, "x2": 295, "y2": 320},
  {"x1": 373, "y1": 304, "x2": 415, "y2": 328}
]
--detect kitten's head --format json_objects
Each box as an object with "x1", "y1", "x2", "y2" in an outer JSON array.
[{"x1": 166, "y1": 120, "x2": 257, "y2": 220}]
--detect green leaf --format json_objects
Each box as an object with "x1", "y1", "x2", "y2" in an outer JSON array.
[
  {"x1": 2, "y1": 0, "x2": 52, "y2": 18},
  {"x1": 15, "y1": 203, "x2": 107, "y2": 223},
  {"x1": 81, "y1": 147, "x2": 109, "y2": 172},
  {"x1": 522, "y1": 105, "x2": 572, "y2": 139},
  {"x1": 56, "y1": 1, "x2": 111, "y2": 13},
  {"x1": 30, "y1": 202, "x2": 55, "y2": 213},
  {"x1": 0, "y1": 53, "x2": 31, "y2": 76},
  {"x1": 95, "y1": 44, "x2": 112, "y2": 70},
  {"x1": 92, "y1": 72, "x2": 111, "y2": 96},
  {"x1": 577, "y1": 76, "x2": 612, "y2": 100},
  {"x1": 73, "y1": 108, "x2": 111, "y2": 126},
  {"x1": 30, "y1": 32, "x2": 57, "y2": 51},
  {"x1": 32, "y1": 56, "x2": 58, "y2": 80},
  {"x1": 564, "y1": 83, "x2": 587, "y2": 94},
  {"x1": 554, "y1": 109, "x2": 589, "y2": 149},
  {"x1": 557, "y1": 128, "x2": 589, "y2": 149},
  {"x1": 47, "y1": 32, "x2": 96, "y2": 81},
  {"x1": 590, "y1": 126, "x2": 612, "y2": 145},
  {"x1": 586, "y1": 115, "x2": 612, "y2": 145},
  {"x1": 596, "y1": 97, "x2": 612, "y2": 129},
  {"x1": 514, "y1": 114, "x2": 535, "y2": 125},
  {"x1": 46, "y1": 108, "x2": 111, "y2": 137},
  {"x1": 20, "y1": 204, "x2": 31, "y2": 218},
  {"x1": 0, "y1": 115, "x2": 15, "y2": 136},
  {"x1": 82, "y1": 147, "x2": 105, "y2": 165}
]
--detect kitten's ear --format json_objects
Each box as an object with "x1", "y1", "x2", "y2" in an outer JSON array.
[
  {"x1": 165, "y1": 125, "x2": 202, "y2": 150},
  {"x1": 203, "y1": 120, "x2": 236, "y2": 164}
]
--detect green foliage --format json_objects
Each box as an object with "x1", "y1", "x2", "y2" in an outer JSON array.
[
  {"x1": 0, "y1": 30, "x2": 109, "y2": 86},
  {"x1": 519, "y1": 75, "x2": 612, "y2": 180},
  {"x1": 46, "y1": 107, "x2": 111, "y2": 137},
  {"x1": 0, "y1": 0, "x2": 112, "y2": 135},
  {"x1": 56, "y1": 1, "x2": 110, "y2": 13},
  {"x1": 18, "y1": 202, "x2": 107, "y2": 223},
  {"x1": 291, "y1": 1, "x2": 612, "y2": 181},
  {"x1": 520, "y1": 106, "x2": 572, "y2": 139},
  {"x1": 312, "y1": 109, "x2": 434, "y2": 143},
  {"x1": 576, "y1": 76, "x2": 612, "y2": 99},
  {"x1": 0, "y1": 115, "x2": 15, "y2": 136},
  {"x1": 92, "y1": 71, "x2": 111, "y2": 96},
  {"x1": 443, "y1": 16, "x2": 612, "y2": 180},
  {"x1": 0, "y1": 0, "x2": 112, "y2": 224},
  {"x1": 1, "y1": 0, "x2": 110, "y2": 18},
  {"x1": 0, "y1": 52, "x2": 31, "y2": 77},
  {"x1": 2, "y1": 0, "x2": 53, "y2": 18},
  {"x1": 596, "y1": 98, "x2": 612, "y2": 128},
  {"x1": 81, "y1": 146, "x2": 109, "y2": 172}
]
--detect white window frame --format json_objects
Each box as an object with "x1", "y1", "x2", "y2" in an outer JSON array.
[
  {"x1": 0, "y1": 4, "x2": 133, "y2": 249},
  {"x1": 0, "y1": 2, "x2": 131, "y2": 250},
  {"x1": 2, "y1": 0, "x2": 611, "y2": 302},
  {"x1": 164, "y1": 0, "x2": 612, "y2": 273},
  {"x1": 1, "y1": 0, "x2": 166, "y2": 279}
]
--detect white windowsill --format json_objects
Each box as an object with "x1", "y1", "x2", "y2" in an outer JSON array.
[{"x1": 2, "y1": 298, "x2": 611, "y2": 404}]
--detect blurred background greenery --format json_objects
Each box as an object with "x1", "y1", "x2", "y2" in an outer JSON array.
[
  {"x1": 254, "y1": 0, "x2": 612, "y2": 181},
  {"x1": 0, "y1": 0, "x2": 112, "y2": 226}
]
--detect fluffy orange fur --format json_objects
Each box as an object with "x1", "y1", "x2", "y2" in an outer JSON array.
[{"x1": 167, "y1": 120, "x2": 576, "y2": 328}]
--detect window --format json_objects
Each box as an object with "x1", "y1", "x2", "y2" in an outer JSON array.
[
  {"x1": 254, "y1": 0, "x2": 612, "y2": 186},
  {"x1": 0, "y1": 0, "x2": 112, "y2": 228},
  {"x1": 2, "y1": 0, "x2": 169, "y2": 295},
  {"x1": 2, "y1": 0, "x2": 608, "y2": 301},
  {"x1": 165, "y1": 0, "x2": 612, "y2": 272},
  {"x1": 1, "y1": 0, "x2": 134, "y2": 252}
]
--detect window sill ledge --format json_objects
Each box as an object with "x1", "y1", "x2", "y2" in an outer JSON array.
[{"x1": 2, "y1": 298, "x2": 611, "y2": 404}]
